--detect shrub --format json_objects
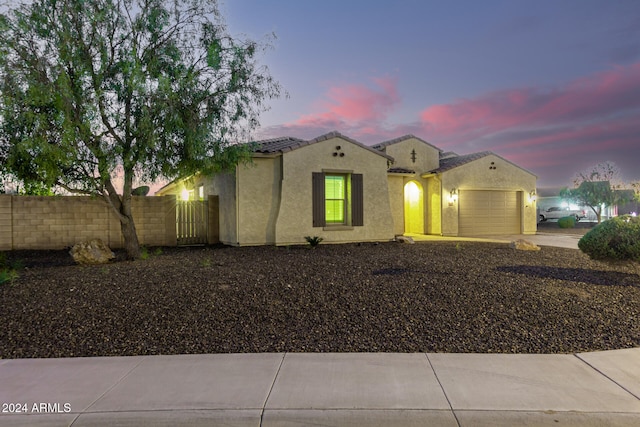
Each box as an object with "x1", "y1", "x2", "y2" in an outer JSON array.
[
  {"x1": 578, "y1": 216, "x2": 640, "y2": 262},
  {"x1": 304, "y1": 236, "x2": 324, "y2": 248},
  {"x1": 558, "y1": 216, "x2": 576, "y2": 228}
]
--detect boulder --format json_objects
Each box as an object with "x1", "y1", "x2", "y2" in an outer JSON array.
[
  {"x1": 70, "y1": 239, "x2": 116, "y2": 264},
  {"x1": 510, "y1": 239, "x2": 540, "y2": 251},
  {"x1": 395, "y1": 235, "x2": 415, "y2": 244}
]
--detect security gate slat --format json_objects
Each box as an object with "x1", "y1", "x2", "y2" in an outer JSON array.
[{"x1": 176, "y1": 200, "x2": 208, "y2": 245}]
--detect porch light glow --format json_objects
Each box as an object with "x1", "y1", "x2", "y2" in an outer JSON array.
[
  {"x1": 180, "y1": 189, "x2": 190, "y2": 201},
  {"x1": 529, "y1": 190, "x2": 537, "y2": 203},
  {"x1": 406, "y1": 181, "x2": 420, "y2": 200},
  {"x1": 448, "y1": 188, "x2": 458, "y2": 206}
]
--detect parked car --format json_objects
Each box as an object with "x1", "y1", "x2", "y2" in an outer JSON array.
[{"x1": 539, "y1": 206, "x2": 586, "y2": 222}]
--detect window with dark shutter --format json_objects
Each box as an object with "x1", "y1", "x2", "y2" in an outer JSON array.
[
  {"x1": 312, "y1": 172, "x2": 325, "y2": 227},
  {"x1": 351, "y1": 173, "x2": 363, "y2": 226},
  {"x1": 312, "y1": 172, "x2": 364, "y2": 227}
]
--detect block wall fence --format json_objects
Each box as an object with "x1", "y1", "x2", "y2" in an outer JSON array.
[{"x1": 0, "y1": 194, "x2": 179, "y2": 251}]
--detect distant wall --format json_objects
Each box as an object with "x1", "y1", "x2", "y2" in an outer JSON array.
[{"x1": 0, "y1": 194, "x2": 177, "y2": 251}]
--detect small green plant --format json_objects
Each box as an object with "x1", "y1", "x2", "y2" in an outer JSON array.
[
  {"x1": 304, "y1": 236, "x2": 324, "y2": 248},
  {"x1": 0, "y1": 269, "x2": 18, "y2": 285},
  {"x1": 455, "y1": 242, "x2": 464, "y2": 251},
  {"x1": 558, "y1": 216, "x2": 576, "y2": 228},
  {"x1": 139, "y1": 246, "x2": 162, "y2": 260},
  {"x1": 0, "y1": 253, "x2": 20, "y2": 285},
  {"x1": 579, "y1": 216, "x2": 640, "y2": 262},
  {"x1": 201, "y1": 259, "x2": 212, "y2": 268},
  {"x1": 10, "y1": 259, "x2": 24, "y2": 271}
]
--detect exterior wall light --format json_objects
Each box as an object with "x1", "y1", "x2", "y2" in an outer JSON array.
[
  {"x1": 448, "y1": 188, "x2": 458, "y2": 206},
  {"x1": 529, "y1": 190, "x2": 537, "y2": 204},
  {"x1": 180, "y1": 189, "x2": 190, "y2": 201}
]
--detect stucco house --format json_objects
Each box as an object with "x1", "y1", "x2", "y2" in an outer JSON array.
[{"x1": 157, "y1": 131, "x2": 537, "y2": 246}]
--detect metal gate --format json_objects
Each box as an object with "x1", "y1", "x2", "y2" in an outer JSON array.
[{"x1": 176, "y1": 200, "x2": 208, "y2": 245}]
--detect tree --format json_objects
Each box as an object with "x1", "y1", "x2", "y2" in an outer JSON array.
[
  {"x1": 0, "y1": 0, "x2": 283, "y2": 258},
  {"x1": 632, "y1": 181, "x2": 640, "y2": 202},
  {"x1": 560, "y1": 161, "x2": 630, "y2": 224}
]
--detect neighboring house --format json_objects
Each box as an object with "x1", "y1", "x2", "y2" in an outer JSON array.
[
  {"x1": 157, "y1": 131, "x2": 538, "y2": 246},
  {"x1": 615, "y1": 190, "x2": 639, "y2": 217}
]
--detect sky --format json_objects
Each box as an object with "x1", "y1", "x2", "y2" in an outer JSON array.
[{"x1": 222, "y1": 0, "x2": 640, "y2": 188}]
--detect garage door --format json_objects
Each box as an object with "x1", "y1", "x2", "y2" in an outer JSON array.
[{"x1": 459, "y1": 190, "x2": 521, "y2": 235}]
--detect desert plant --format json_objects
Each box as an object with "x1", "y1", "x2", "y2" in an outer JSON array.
[
  {"x1": 0, "y1": 269, "x2": 18, "y2": 285},
  {"x1": 578, "y1": 216, "x2": 640, "y2": 263},
  {"x1": 0, "y1": 253, "x2": 21, "y2": 285},
  {"x1": 304, "y1": 236, "x2": 324, "y2": 248},
  {"x1": 558, "y1": 216, "x2": 576, "y2": 228}
]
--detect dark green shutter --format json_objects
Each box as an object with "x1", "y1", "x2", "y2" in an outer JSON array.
[
  {"x1": 312, "y1": 172, "x2": 325, "y2": 227},
  {"x1": 351, "y1": 173, "x2": 363, "y2": 226}
]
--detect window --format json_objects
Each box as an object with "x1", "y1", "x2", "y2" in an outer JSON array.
[
  {"x1": 312, "y1": 172, "x2": 363, "y2": 228},
  {"x1": 325, "y1": 174, "x2": 346, "y2": 224},
  {"x1": 198, "y1": 185, "x2": 204, "y2": 200}
]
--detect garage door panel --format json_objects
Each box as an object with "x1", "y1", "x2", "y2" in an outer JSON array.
[{"x1": 459, "y1": 190, "x2": 521, "y2": 235}]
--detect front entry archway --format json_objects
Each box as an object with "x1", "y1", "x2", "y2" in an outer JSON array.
[{"x1": 404, "y1": 180, "x2": 424, "y2": 234}]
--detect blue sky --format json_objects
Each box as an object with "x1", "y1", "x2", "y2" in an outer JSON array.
[{"x1": 223, "y1": 0, "x2": 640, "y2": 187}]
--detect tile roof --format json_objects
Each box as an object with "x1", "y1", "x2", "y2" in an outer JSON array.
[
  {"x1": 252, "y1": 131, "x2": 393, "y2": 161},
  {"x1": 439, "y1": 151, "x2": 458, "y2": 159},
  {"x1": 429, "y1": 151, "x2": 493, "y2": 173},
  {"x1": 252, "y1": 136, "x2": 308, "y2": 154},
  {"x1": 387, "y1": 167, "x2": 416, "y2": 174}
]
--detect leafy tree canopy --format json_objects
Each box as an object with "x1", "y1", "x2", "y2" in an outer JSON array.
[
  {"x1": 0, "y1": 0, "x2": 284, "y2": 258},
  {"x1": 560, "y1": 161, "x2": 632, "y2": 223}
]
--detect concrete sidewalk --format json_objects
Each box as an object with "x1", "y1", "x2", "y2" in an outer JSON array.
[{"x1": 1, "y1": 349, "x2": 639, "y2": 426}]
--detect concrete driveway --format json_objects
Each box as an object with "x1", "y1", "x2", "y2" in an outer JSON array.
[{"x1": 406, "y1": 232, "x2": 582, "y2": 249}]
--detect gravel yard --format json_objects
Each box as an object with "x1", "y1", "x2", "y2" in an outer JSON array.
[{"x1": 1, "y1": 239, "x2": 639, "y2": 358}]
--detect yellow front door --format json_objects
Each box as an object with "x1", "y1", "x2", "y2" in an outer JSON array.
[{"x1": 404, "y1": 181, "x2": 424, "y2": 234}]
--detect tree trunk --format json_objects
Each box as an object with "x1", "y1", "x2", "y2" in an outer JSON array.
[
  {"x1": 104, "y1": 178, "x2": 141, "y2": 260},
  {"x1": 118, "y1": 188, "x2": 141, "y2": 260},
  {"x1": 120, "y1": 214, "x2": 141, "y2": 260}
]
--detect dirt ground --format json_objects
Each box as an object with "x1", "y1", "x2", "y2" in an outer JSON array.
[{"x1": 1, "y1": 240, "x2": 638, "y2": 358}]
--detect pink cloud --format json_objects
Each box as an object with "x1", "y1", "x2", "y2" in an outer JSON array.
[
  {"x1": 257, "y1": 63, "x2": 640, "y2": 185},
  {"x1": 264, "y1": 76, "x2": 400, "y2": 140},
  {"x1": 319, "y1": 76, "x2": 399, "y2": 122},
  {"x1": 419, "y1": 62, "x2": 640, "y2": 144}
]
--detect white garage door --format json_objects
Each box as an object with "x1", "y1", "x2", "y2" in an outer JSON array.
[{"x1": 459, "y1": 190, "x2": 521, "y2": 235}]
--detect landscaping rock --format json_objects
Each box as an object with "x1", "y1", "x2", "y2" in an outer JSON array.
[
  {"x1": 395, "y1": 235, "x2": 415, "y2": 244},
  {"x1": 510, "y1": 239, "x2": 540, "y2": 251},
  {"x1": 3, "y1": 242, "x2": 639, "y2": 358},
  {"x1": 69, "y1": 239, "x2": 115, "y2": 264}
]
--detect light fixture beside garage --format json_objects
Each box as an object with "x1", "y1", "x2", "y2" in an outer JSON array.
[
  {"x1": 527, "y1": 190, "x2": 537, "y2": 207},
  {"x1": 448, "y1": 188, "x2": 458, "y2": 206}
]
